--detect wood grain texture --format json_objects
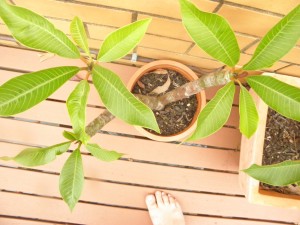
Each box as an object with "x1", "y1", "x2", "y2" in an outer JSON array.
[
  {"x1": 0, "y1": 45, "x2": 298, "y2": 224},
  {"x1": 0, "y1": 217, "x2": 61, "y2": 225},
  {"x1": 0, "y1": 142, "x2": 242, "y2": 195},
  {"x1": 0, "y1": 171, "x2": 299, "y2": 224},
  {"x1": 1, "y1": 191, "x2": 292, "y2": 225}
]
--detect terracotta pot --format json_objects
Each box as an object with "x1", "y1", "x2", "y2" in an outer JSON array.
[
  {"x1": 239, "y1": 73, "x2": 300, "y2": 209},
  {"x1": 127, "y1": 60, "x2": 206, "y2": 142}
]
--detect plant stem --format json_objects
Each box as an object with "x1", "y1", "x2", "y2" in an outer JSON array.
[
  {"x1": 80, "y1": 56, "x2": 89, "y2": 65},
  {"x1": 85, "y1": 69, "x2": 233, "y2": 137},
  {"x1": 85, "y1": 109, "x2": 115, "y2": 137},
  {"x1": 135, "y1": 69, "x2": 233, "y2": 110}
]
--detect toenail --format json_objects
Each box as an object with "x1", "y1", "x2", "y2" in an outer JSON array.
[
  {"x1": 162, "y1": 192, "x2": 165, "y2": 195},
  {"x1": 146, "y1": 195, "x2": 155, "y2": 203}
]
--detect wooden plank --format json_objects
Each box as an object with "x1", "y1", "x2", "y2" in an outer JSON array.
[
  {"x1": 0, "y1": 142, "x2": 242, "y2": 195},
  {"x1": 0, "y1": 169, "x2": 298, "y2": 223},
  {"x1": 78, "y1": 0, "x2": 217, "y2": 19},
  {"x1": 13, "y1": 0, "x2": 132, "y2": 27},
  {"x1": 0, "y1": 125, "x2": 239, "y2": 173},
  {"x1": 0, "y1": 191, "x2": 151, "y2": 225},
  {"x1": 1, "y1": 192, "x2": 291, "y2": 225},
  {"x1": 0, "y1": 112, "x2": 240, "y2": 150},
  {"x1": 0, "y1": 217, "x2": 60, "y2": 225},
  {"x1": 0, "y1": 46, "x2": 240, "y2": 103}
]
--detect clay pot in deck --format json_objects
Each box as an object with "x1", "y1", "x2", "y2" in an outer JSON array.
[{"x1": 127, "y1": 60, "x2": 206, "y2": 142}]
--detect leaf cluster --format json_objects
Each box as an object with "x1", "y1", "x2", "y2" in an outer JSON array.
[
  {"x1": 180, "y1": 0, "x2": 300, "y2": 187},
  {"x1": 0, "y1": 0, "x2": 157, "y2": 210},
  {"x1": 0, "y1": 0, "x2": 300, "y2": 207}
]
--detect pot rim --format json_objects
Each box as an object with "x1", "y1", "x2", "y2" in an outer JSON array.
[{"x1": 127, "y1": 60, "x2": 206, "y2": 142}]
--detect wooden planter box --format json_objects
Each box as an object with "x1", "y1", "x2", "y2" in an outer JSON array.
[{"x1": 239, "y1": 73, "x2": 300, "y2": 209}]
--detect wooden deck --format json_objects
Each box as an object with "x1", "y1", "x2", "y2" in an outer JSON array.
[{"x1": 1, "y1": 45, "x2": 300, "y2": 225}]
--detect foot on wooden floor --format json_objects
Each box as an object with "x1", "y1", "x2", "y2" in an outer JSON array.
[{"x1": 146, "y1": 191, "x2": 185, "y2": 225}]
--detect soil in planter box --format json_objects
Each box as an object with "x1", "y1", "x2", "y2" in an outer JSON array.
[
  {"x1": 261, "y1": 108, "x2": 300, "y2": 195},
  {"x1": 132, "y1": 69, "x2": 198, "y2": 136}
]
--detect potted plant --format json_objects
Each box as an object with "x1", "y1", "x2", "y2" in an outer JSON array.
[
  {"x1": 127, "y1": 59, "x2": 206, "y2": 142},
  {"x1": 239, "y1": 73, "x2": 300, "y2": 208},
  {"x1": 176, "y1": 0, "x2": 300, "y2": 208},
  {"x1": 1, "y1": 0, "x2": 300, "y2": 210},
  {"x1": 177, "y1": 0, "x2": 300, "y2": 209}
]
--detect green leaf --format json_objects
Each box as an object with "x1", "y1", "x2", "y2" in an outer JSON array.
[
  {"x1": 0, "y1": 66, "x2": 80, "y2": 116},
  {"x1": 239, "y1": 86, "x2": 259, "y2": 138},
  {"x1": 179, "y1": 0, "x2": 240, "y2": 67},
  {"x1": 85, "y1": 143, "x2": 123, "y2": 162},
  {"x1": 63, "y1": 130, "x2": 77, "y2": 141},
  {"x1": 67, "y1": 80, "x2": 90, "y2": 143},
  {"x1": 59, "y1": 148, "x2": 84, "y2": 211},
  {"x1": 97, "y1": 18, "x2": 151, "y2": 62},
  {"x1": 247, "y1": 76, "x2": 300, "y2": 122},
  {"x1": 92, "y1": 65, "x2": 160, "y2": 132},
  {"x1": 243, "y1": 161, "x2": 300, "y2": 186},
  {"x1": 243, "y1": 5, "x2": 300, "y2": 70},
  {"x1": 188, "y1": 82, "x2": 235, "y2": 141},
  {"x1": 0, "y1": 0, "x2": 80, "y2": 58},
  {"x1": 0, "y1": 142, "x2": 71, "y2": 167},
  {"x1": 70, "y1": 16, "x2": 90, "y2": 55}
]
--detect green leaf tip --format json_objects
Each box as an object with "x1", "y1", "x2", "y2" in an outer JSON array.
[
  {"x1": 1, "y1": 141, "x2": 71, "y2": 167},
  {"x1": 63, "y1": 130, "x2": 78, "y2": 141},
  {"x1": 239, "y1": 86, "x2": 259, "y2": 138},
  {"x1": 70, "y1": 16, "x2": 90, "y2": 55},
  {"x1": 179, "y1": 0, "x2": 240, "y2": 67},
  {"x1": 0, "y1": 0, "x2": 80, "y2": 58},
  {"x1": 97, "y1": 18, "x2": 151, "y2": 62},
  {"x1": 243, "y1": 5, "x2": 300, "y2": 70},
  {"x1": 59, "y1": 148, "x2": 84, "y2": 211},
  {"x1": 85, "y1": 143, "x2": 123, "y2": 162},
  {"x1": 67, "y1": 80, "x2": 90, "y2": 144},
  {"x1": 247, "y1": 75, "x2": 300, "y2": 122},
  {"x1": 244, "y1": 161, "x2": 300, "y2": 186},
  {"x1": 0, "y1": 156, "x2": 12, "y2": 161},
  {"x1": 0, "y1": 66, "x2": 80, "y2": 116},
  {"x1": 187, "y1": 82, "x2": 235, "y2": 141}
]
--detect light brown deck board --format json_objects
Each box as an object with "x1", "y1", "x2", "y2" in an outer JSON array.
[
  {"x1": 1, "y1": 46, "x2": 299, "y2": 225},
  {"x1": 0, "y1": 142, "x2": 242, "y2": 195},
  {"x1": 0, "y1": 217, "x2": 62, "y2": 225},
  {"x1": 1, "y1": 166, "x2": 300, "y2": 223}
]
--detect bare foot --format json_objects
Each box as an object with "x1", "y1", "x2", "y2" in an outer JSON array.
[{"x1": 145, "y1": 191, "x2": 185, "y2": 225}]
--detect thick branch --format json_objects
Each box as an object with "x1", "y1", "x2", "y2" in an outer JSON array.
[
  {"x1": 85, "y1": 109, "x2": 115, "y2": 137},
  {"x1": 85, "y1": 69, "x2": 233, "y2": 137},
  {"x1": 135, "y1": 69, "x2": 233, "y2": 110}
]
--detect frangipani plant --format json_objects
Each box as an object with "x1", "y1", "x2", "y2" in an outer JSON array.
[
  {"x1": 0, "y1": 0, "x2": 300, "y2": 210},
  {"x1": 179, "y1": 0, "x2": 300, "y2": 188},
  {"x1": 0, "y1": 0, "x2": 159, "y2": 210}
]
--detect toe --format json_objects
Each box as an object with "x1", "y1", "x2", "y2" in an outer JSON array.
[
  {"x1": 146, "y1": 194, "x2": 158, "y2": 210},
  {"x1": 168, "y1": 194, "x2": 176, "y2": 207},
  {"x1": 175, "y1": 200, "x2": 182, "y2": 211},
  {"x1": 162, "y1": 192, "x2": 170, "y2": 205},
  {"x1": 155, "y1": 191, "x2": 164, "y2": 208}
]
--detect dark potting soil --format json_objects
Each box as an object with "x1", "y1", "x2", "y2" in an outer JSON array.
[
  {"x1": 132, "y1": 69, "x2": 198, "y2": 136},
  {"x1": 260, "y1": 108, "x2": 300, "y2": 195}
]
